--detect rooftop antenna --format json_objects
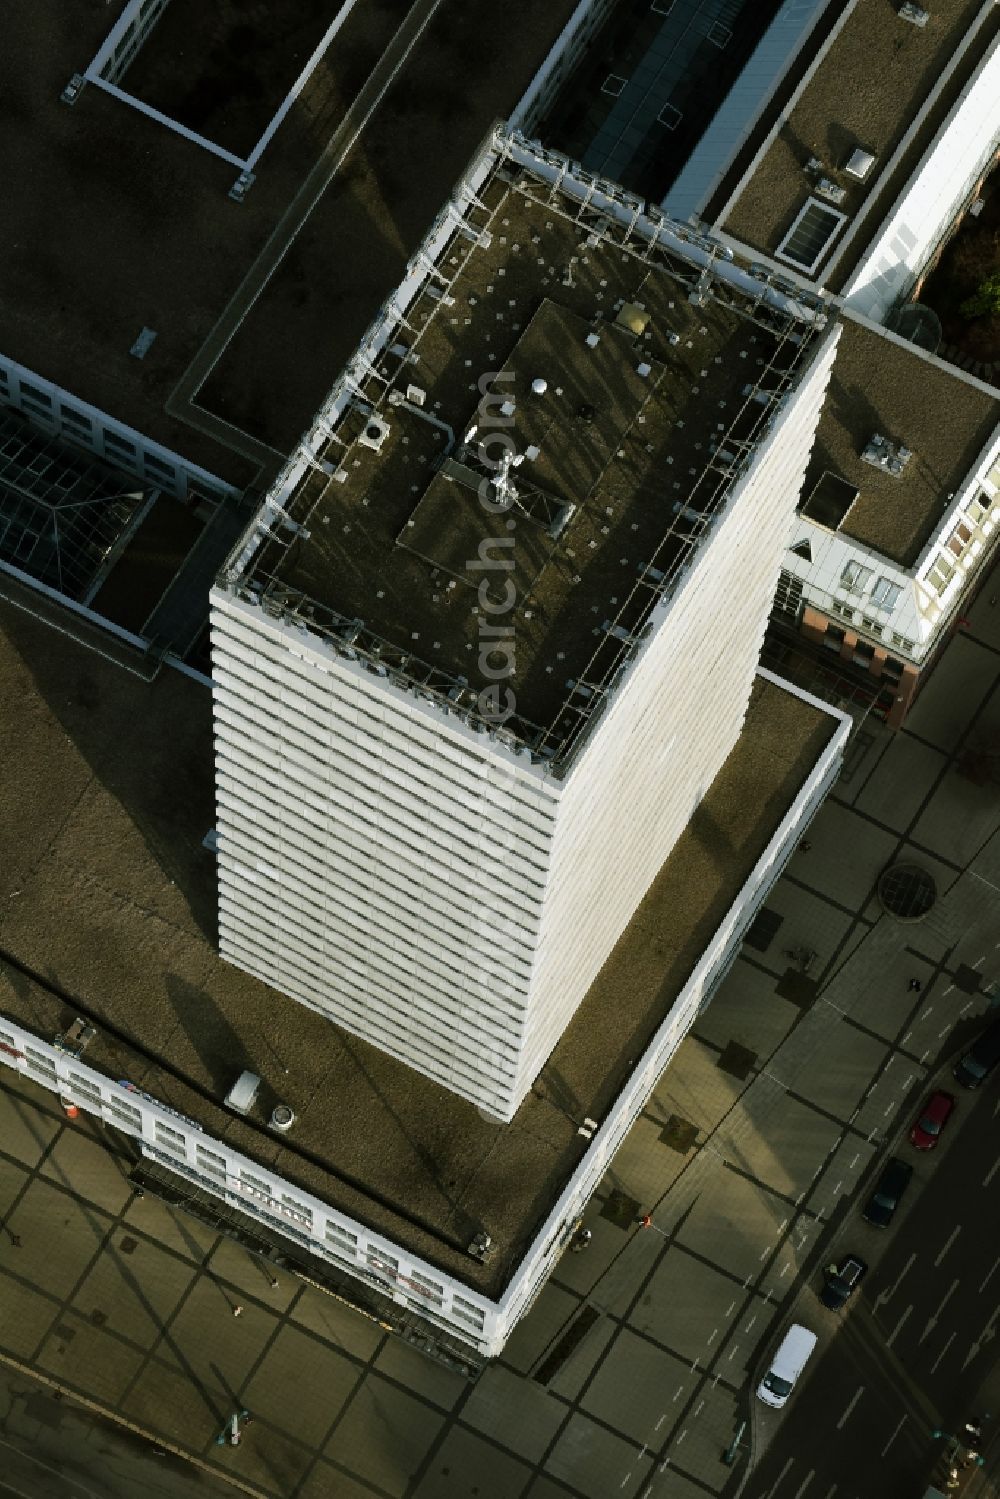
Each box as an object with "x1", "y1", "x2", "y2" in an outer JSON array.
[{"x1": 492, "y1": 450, "x2": 524, "y2": 510}]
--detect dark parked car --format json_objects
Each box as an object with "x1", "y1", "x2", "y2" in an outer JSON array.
[
  {"x1": 862, "y1": 1157, "x2": 913, "y2": 1227},
  {"x1": 820, "y1": 1254, "x2": 867, "y2": 1310},
  {"x1": 909, "y1": 1089, "x2": 956, "y2": 1151},
  {"x1": 954, "y1": 1017, "x2": 1000, "y2": 1089}
]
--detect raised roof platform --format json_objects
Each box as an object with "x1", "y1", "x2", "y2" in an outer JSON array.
[
  {"x1": 0, "y1": 597, "x2": 839, "y2": 1297},
  {"x1": 803, "y1": 316, "x2": 1000, "y2": 567},
  {"x1": 715, "y1": 0, "x2": 996, "y2": 287}
]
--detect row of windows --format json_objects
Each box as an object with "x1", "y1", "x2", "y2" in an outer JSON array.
[
  {"x1": 0, "y1": 1030, "x2": 488, "y2": 1334},
  {"x1": 840, "y1": 560, "x2": 902, "y2": 612}
]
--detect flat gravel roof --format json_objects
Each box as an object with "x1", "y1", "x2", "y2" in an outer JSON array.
[{"x1": 0, "y1": 591, "x2": 838, "y2": 1295}]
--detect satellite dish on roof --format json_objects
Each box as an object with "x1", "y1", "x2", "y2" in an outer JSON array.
[{"x1": 885, "y1": 302, "x2": 942, "y2": 355}]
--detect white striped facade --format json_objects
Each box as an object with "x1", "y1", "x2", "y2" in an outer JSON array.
[{"x1": 211, "y1": 320, "x2": 840, "y2": 1121}]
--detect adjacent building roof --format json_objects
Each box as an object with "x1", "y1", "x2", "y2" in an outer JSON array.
[
  {"x1": 715, "y1": 0, "x2": 997, "y2": 288},
  {"x1": 802, "y1": 316, "x2": 1000, "y2": 568},
  {"x1": 0, "y1": 589, "x2": 839, "y2": 1297},
  {"x1": 0, "y1": 0, "x2": 582, "y2": 485}
]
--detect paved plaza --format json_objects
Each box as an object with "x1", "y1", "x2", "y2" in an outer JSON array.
[{"x1": 3, "y1": 591, "x2": 1000, "y2": 1497}]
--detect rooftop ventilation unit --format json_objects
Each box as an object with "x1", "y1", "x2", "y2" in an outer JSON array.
[
  {"x1": 861, "y1": 433, "x2": 913, "y2": 476},
  {"x1": 897, "y1": 1, "x2": 928, "y2": 24},
  {"x1": 224, "y1": 1070, "x2": 261, "y2": 1115},
  {"x1": 358, "y1": 415, "x2": 390, "y2": 451},
  {"x1": 815, "y1": 178, "x2": 847, "y2": 206},
  {"x1": 844, "y1": 147, "x2": 876, "y2": 181},
  {"x1": 616, "y1": 303, "x2": 651, "y2": 336},
  {"x1": 804, "y1": 157, "x2": 825, "y2": 177},
  {"x1": 467, "y1": 1231, "x2": 494, "y2": 1262}
]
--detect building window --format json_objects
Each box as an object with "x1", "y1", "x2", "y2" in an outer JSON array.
[
  {"x1": 891, "y1": 632, "x2": 915, "y2": 651},
  {"x1": 68, "y1": 1072, "x2": 102, "y2": 1104},
  {"x1": 60, "y1": 407, "x2": 93, "y2": 436},
  {"x1": 926, "y1": 556, "x2": 955, "y2": 596},
  {"x1": 870, "y1": 577, "x2": 902, "y2": 610},
  {"x1": 195, "y1": 1144, "x2": 228, "y2": 1181},
  {"x1": 366, "y1": 1247, "x2": 399, "y2": 1281},
  {"x1": 103, "y1": 431, "x2": 137, "y2": 458},
  {"x1": 774, "y1": 569, "x2": 803, "y2": 619},
  {"x1": 859, "y1": 616, "x2": 884, "y2": 636},
  {"x1": 831, "y1": 600, "x2": 855, "y2": 621},
  {"x1": 107, "y1": 1095, "x2": 142, "y2": 1132},
  {"x1": 451, "y1": 1295, "x2": 486, "y2": 1332},
  {"x1": 853, "y1": 640, "x2": 875, "y2": 665},
  {"x1": 841, "y1": 560, "x2": 873, "y2": 593},
  {"x1": 601, "y1": 74, "x2": 627, "y2": 97},
  {"x1": 883, "y1": 657, "x2": 904, "y2": 680},
  {"x1": 280, "y1": 1195, "x2": 312, "y2": 1229},
  {"x1": 24, "y1": 1047, "x2": 57, "y2": 1082},
  {"x1": 822, "y1": 623, "x2": 846, "y2": 651},
  {"x1": 325, "y1": 1222, "x2": 359, "y2": 1258},
  {"x1": 406, "y1": 1270, "x2": 445, "y2": 1308},
  {"x1": 153, "y1": 1119, "x2": 186, "y2": 1155},
  {"x1": 18, "y1": 382, "x2": 52, "y2": 409}
]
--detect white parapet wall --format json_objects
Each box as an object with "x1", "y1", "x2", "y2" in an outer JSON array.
[
  {"x1": 510, "y1": 0, "x2": 618, "y2": 133},
  {"x1": 840, "y1": 29, "x2": 1000, "y2": 323},
  {"x1": 0, "y1": 673, "x2": 846, "y2": 1356}
]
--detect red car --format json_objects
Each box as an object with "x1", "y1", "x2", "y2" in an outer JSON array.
[{"x1": 909, "y1": 1090, "x2": 956, "y2": 1151}]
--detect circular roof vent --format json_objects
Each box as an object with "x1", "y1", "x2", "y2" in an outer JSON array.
[
  {"x1": 877, "y1": 862, "x2": 937, "y2": 922},
  {"x1": 269, "y1": 1104, "x2": 295, "y2": 1132}
]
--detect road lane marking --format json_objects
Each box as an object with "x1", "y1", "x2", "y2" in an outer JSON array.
[
  {"x1": 875, "y1": 1253, "x2": 916, "y2": 1307},
  {"x1": 984, "y1": 1157, "x2": 1000, "y2": 1188},
  {"x1": 765, "y1": 1459, "x2": 795, "y2": 1498},
  {"x1": 836, "y1": 1386, "x2": 865, "y2": 1429},
  {"x1": 792, "y1": 1472, "x2": 815, "y2": 1497},
  {"x1": 886, "y1": 1306, "x2": 912, "y2": 1347},
  {"x1": 980, "y1": 1258, "x2": 1000, "y2": 1293},
  {"x1": 920, "y1": 1279, "x2": 959, "y2": 1342},
  {"x1": 881, "y1": 1416, "x2": 907, "y2": 1455},
  {"x1": 821, "y1": 1487, "x2": 837, "y2": 1499},
  {"x1": 673, "y1": 1385, "x2": 685, "y2": 1401},
  {"x1": 929, "y1": 1332, "x2": 956, "y2": 1373},
  {"x1": 934, "y1": 1229, "x2": 962, "y2": 1267},
  {"x1": 726, "y1": 1299, "x2": 738, "y2": 1315}
]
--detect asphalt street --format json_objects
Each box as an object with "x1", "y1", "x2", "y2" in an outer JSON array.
[{"x1": 741, "y1": 1077, "x2": 1000, "y2": 1498}]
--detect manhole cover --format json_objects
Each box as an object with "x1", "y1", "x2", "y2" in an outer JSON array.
[{"x1": 878, "y1": 863, "x2": 936, "y2": 922}]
